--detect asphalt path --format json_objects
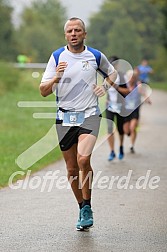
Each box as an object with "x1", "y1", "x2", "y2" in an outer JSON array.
[{"x1": 0, "y1": 90, "x2": 167, "y2": 252}]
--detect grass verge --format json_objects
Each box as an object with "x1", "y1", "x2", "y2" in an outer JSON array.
[{"x1": 0, "y1": 69, "x2": 62, "y2": 187}]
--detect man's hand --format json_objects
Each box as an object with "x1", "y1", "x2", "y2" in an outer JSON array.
[
  {"x1": 56, "y1": 62, "x2": 68, "y2": 79},
  {"x1": 39, "y1": 62, "x2": 68, "y2": 97},
  {"x1": 93, "y1": 84, "x2": 106, "y2": 97}
]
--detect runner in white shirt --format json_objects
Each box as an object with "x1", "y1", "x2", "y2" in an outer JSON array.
[
  {"x1": 105, "y1": 56, "x2": 129, "y2": 161},
  {"x1": 40, "y1": 17, "x2": 117, "y2": 231},
  {"x1": 42, "y1": 45, "x2": 115, "y2": 116}
]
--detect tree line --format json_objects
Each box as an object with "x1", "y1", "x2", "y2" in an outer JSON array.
[{"x1": 0, "y1": 0, "x2": 166, "y2": 80}]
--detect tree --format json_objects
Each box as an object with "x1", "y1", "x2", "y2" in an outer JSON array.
[
  {"x1": 106, "y1": 17, "x2": 142, "y2": 65},
  {"x1": 151, "y1": 0, "x2": 167, "y2": 49},
  {"x1": 0, "y1": 0, "x2": 16, "y2": 60},
  {"x1": 87, "y1": 0, "x2": 163, "y2": 65},
  {"x1": 16, "y1": 0, "x2": 67, "y2": 62}
]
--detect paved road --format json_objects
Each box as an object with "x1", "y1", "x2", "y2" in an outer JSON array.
[{"x1": 0, "y1": 90, "x2": 167, "y2": 252}]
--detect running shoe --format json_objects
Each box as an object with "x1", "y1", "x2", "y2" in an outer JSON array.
[
  {"x1": 118, "y1": 146, "x2": 124, "y2": 160},
  {"x1": 76, "y1": 211, "x2": 82, "y2": 230},
  {"x1": 108, "y1": 151, "x2": 116, "y2": 161},
  {"x1": 80, "y1": 205, "x2": 93, "y2": 228},
  {"x1": 76, "y1": 208, "x2": 90, "y2": 231},
  {"x1": 130, "y1": 146, "x2": 135, "y2": 153},
  {"x1": 76, "y1": 212, "x2": 86, "y2": 231}
]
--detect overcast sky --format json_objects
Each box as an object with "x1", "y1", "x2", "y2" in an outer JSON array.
[{"x1": 10, "y1": 0, "x2": 104, "y2": 27}]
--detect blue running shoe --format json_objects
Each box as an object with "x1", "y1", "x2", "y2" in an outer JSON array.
[
  {"x1": 118, "y1": 152, "x2": 124, "y2": 160},
  {"x1": 80, "y1": 205, "x2": 93, "y2": 228},
  {"x1": 108, "y1": 151, "x2": 116, "y2": 161},
  {"x1": 118, "y1": 146, "x2": 124, "y2": 160},
  {"x1": 76, "y1": 209, "x2": 89, "y2": 231},
  {"x1": 76, "y1": 211, "x2": 82, "y2": 230}
]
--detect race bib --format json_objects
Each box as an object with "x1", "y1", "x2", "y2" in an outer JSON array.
[
  {"x1": 108, "y1": 102, "x2": 122, "y2": 113},
  {"x1": 125, "y1": 100, "x2": 136, "y2": 110},
  {"x1": 62, "y1": 111, "x2": 85, "y2": 126}
]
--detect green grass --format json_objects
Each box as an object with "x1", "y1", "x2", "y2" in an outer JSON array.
[
  {"x1": 150, "y1": 82, "x2": 167, "y2": 92},
  {"x1": 0, "y1": 69, "x2": 62, "y2": 187}
]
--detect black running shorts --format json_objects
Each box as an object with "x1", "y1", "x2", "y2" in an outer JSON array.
[
  {"x1": 56, "y1": 115, "x2": 101, "y2": 151},
  {"x1": 124, "y1": 108, "x2": 140, "y2": 122}
]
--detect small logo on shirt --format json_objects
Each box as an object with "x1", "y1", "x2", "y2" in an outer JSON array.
[{"x1": 82, "y1": 61, "x2": 90, "y2": 71}]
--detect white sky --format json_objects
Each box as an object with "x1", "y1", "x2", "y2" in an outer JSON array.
[
  {"x1": 9, "y1": 0, "x2": 104, "y2": 27},
  {"x1": 60, "y1": 0, "x2": 104, "y2": 25}
]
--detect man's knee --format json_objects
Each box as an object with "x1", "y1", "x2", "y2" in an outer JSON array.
[
  {"x1": 78, "y1": 156, "x2": 91, "y2": 170},
  {"x1": 66, "y1": 160, "x2": 79, "y2": 177}
]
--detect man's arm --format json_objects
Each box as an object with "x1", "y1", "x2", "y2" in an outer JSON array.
[
  {"x1": 103, "y1": 71, "x2": 130, "y2": 95},
  {"x1": 39, "y1": 62, "x2": 67, "y2": 97},
  {"x1": 105, "y1": 70, "x2": 117, "y2": 86},
  {"x1": 39, "y1": 76, "x2": 60, "y2": 97},
  {"x1": 93, "y1": 70, "x2": 117, "y2": 97}
]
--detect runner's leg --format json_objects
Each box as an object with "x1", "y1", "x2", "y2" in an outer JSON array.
[
  {"x1": 77, "y1": 133, "x2": 96, "y2": 200},
  {"x1": 62, "y1": 144, "x2": 83, "y2": 204},
  {"x1": 130, "y1": 118, "x2": 138, "y2": 147}
]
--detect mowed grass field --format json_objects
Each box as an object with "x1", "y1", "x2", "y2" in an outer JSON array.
[
  {"x1": 0, "y1": 69, "x2": 62, "y2": 187},
  {"x1": 150, "y1": 82, "x2": 167, "y2": 92},
  {"x1": 0, "y1": 66, "x2": 166, "y2": 188}
]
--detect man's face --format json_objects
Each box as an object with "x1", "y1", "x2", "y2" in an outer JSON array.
[
  {"x1": 64, "y1": 20, "x2": 87, "y2": 49},
  {"x1": 142, "y1": 60, "x2": 148, "y2": 66}
]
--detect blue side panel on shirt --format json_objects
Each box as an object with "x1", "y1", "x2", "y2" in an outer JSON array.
[
  {"x1": 52, "y1": 47, "x2": 65, "y2": 65},
  {"x1": 87, "y1": 46, "x2": 101, "y2": 67},
  {"x1": 52, "y1": 47, "x2": 65, "y2": 103},
  {"x1": 87, "y1": 46, "x2": 108, "y2": 78}
]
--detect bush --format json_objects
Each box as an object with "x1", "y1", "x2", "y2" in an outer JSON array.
[
  {"x1": 0, "y1": 61, "x2": 20, "y2": 94},
  {"x1": 151, "y1": 47, "x2": 167, "y2": 82}
]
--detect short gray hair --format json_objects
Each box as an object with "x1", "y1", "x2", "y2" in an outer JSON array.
[{"x1": 64, "y1": 17, "x2": 86, "y2": 32}]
